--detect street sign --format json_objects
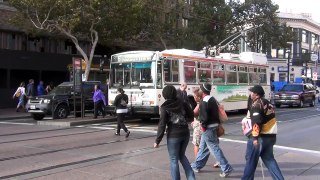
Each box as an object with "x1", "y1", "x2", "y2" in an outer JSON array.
[
  {"x1": 313, "y1": 72, "x2": 318, "y2": 80},
  {"x1": 310, "y1": 54, "x2": 318, "y2": 61}
]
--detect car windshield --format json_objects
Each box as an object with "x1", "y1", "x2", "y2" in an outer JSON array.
[
  {"x1": 48, "y1": 85, "x2": 72, "y2": 95},
  {"x1": 281, "y1": 85, "x2": 303, "y2": 92}
]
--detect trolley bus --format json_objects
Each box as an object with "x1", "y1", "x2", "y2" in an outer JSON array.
[{"x1": 106, "y1": 49, "x2": 270, "y2": 118}]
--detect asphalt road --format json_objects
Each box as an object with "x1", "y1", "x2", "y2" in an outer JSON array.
[{"x1": 0, "y1": 105, "x2": 319, "y2": 179}]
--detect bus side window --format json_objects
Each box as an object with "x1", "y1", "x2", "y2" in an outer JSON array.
[
  {"x1": 212, "y1": 64, "x2": 225, "y2": 84},
  {"x1": 198, "y1": 62, "x2": 211, "y2": 83},
  {"x1": 238, "y1": 66, "x2": 248, "y2": 84},
  {"x1": 184, "y1": 60, "x2": 196, "y2": 83},
  {"x1": 157, "y1": 62, "x2": 162, "y2": 88},
  {"x1": 249, "y1": 67, "x2": 258, "y2": 84},
  {"x1": 164, "y1": 59, "x2": 179, "y2": 83},
  {"x1": 226, "y1": 64, "x2": 237, "y2": 84},
  {"x1": 259, "y1": 68, "x2": 267, "y2": 84}
]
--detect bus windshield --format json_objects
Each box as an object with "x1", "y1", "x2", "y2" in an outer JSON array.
[{"x1": 110, "y1": 62, "x2": 155, "y2": 88}]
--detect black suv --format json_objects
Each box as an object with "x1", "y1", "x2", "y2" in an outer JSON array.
[
  {"x1": 273, "y1": 83, "x2": 317, "y2": 108},
  {"x1": 26, "y1": 81, "x2": 104, "y2": 120}
]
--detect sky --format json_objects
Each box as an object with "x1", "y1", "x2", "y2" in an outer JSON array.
[{"x1": 273, "y1": 0, "x2": 320, "y2": 23}]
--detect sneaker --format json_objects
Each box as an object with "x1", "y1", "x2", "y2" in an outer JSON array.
[
  {"x1": 192, "y1": 167, "x2": 199, "y2": 173},
  {"x1": 219, "y1": 168, "x2": 233, "y2": 178},
  {"x1": 125, "y1": 131, "x2": 130, "y2": 138},
  {"x1": 213, "y1": 162, "x2": 220, "y2": 168},
  {"x1": 114, "y1": 133, "x2": 120, "y2": 136}
]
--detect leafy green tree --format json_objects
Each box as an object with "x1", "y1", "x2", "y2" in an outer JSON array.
[
  {"x1": 8, "y1": 0, "x2": 103, "y2": 81},
  {"x1": 232, "y1": 0, "x2": 297, "y2": 53}
]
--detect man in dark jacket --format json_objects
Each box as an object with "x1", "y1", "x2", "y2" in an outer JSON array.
[
  {"x1": 242, "y1": 85, "x2": 284, "y2": 180},
  {"x1": 191, "y1": 83, "x2": 233, "y2": 178},
  {"x1": 176, "y1": 82, "x2": 189, "y2": 103},
  {"x1": 26, "y1": 79, "x2": 35, "y2": 98}
]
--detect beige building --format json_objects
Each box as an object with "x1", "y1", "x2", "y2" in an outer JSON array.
[{"x1": 269, "y1": 12, "x2": 320, "y2": 84}]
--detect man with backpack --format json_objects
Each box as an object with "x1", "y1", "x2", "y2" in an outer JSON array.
[{"x1": 241, "y1": 85, "x2": 284, "y2": 180}]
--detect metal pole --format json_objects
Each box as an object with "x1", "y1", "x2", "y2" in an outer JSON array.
[{"x1": 287, "y1": 51, "x2": 290, "y2": 83}]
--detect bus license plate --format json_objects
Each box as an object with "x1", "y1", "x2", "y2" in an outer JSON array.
[{"x1": 30, "y1": 105, "x2": 36, "y2": 109}]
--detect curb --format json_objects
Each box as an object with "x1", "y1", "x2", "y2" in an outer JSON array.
[{"x1": 0, "y1": 116, "x2": 31, "y2": 121}]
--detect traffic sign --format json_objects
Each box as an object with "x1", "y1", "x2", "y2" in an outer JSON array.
[
  {"x1": 313, "y1": 72, "x2": 318, "y2": 80},
  {"x1": 310, "y1": 54, "x2": 318, "y2": 61}
]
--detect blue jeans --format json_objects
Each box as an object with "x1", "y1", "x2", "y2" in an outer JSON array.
[
  {"x1": 242, "y1": 136, "x2": 284, "y2": 180},
  {"x1": 191, "y1": 127, "x2": 233, "y2": 173},
  {"x1": 167, "y1": 134, "x2": 195, "y2": 180},
  {"x1": 261, "y1": 136, "x2": 284, "y2": 180}
]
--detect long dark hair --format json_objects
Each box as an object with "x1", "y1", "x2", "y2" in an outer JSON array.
[{"x1": 117, "y1": 87, "x2": 125, "y2": 94}]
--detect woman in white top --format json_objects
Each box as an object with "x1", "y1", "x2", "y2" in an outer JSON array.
[{"x1": 12, "y1": 82, "x2": 26, "y2": 112}]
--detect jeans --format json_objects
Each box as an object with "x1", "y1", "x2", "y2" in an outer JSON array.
[
  {"x1": 116, "y1": 113, "x2": 128, "y2": 134},
  {"x1": 261, "y1": 136, "x2": 284, "y2": 180},
  {"x1": 242, "y1": 136, "x2": 284, "y2": 180},
  {"x1": 191, "y1": 126, "x2": 232, "y2": 173},
  {"x1": 167, "y1": 134, "x2": 195, "y2": 180},
  {"x1": 94, "y1": 100, "x2": 105, "y2": 118}
]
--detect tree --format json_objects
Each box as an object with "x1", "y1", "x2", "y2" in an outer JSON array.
[
  {"x1": 8, "y1": 0, "x2": 102, "y2": 81},
  {"x1": 232, "y1": 0, "x2": 297, "y2": 53}
]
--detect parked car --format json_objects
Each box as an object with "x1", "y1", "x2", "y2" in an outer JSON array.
[
  {"x1": 273, "y1": 83, "x2": 317, "y2": 108},
  {"x1": 26, "y1": 81, "x2": 104, "y2": 120}
]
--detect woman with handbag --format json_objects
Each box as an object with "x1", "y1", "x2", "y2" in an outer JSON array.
[
  {"x1": 154, "y1": 85, "x2": 195, "y2": 180},
  {"x1": 12, "y1": 82, "x2": 26, "y2": 112},
  {"x1": 113, "y1": 87, "x2": 130, "y2": 138}
]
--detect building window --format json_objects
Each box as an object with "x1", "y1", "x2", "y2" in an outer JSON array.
[
  {"x1": 182, "y1": 18, "x2": 188, "y2": 28},
  {"x1": 277, "y1": 49, "x2": 284, "y2": 59},
  {"x1": 279, "y1": 73, "x2": 286, "y2": 82},
  {"x1": 312, "y1": 33, "x2": 316, "y2": 45},
  {"x1": 302, "y1": 30, "x2": 308, "y2": 43}
]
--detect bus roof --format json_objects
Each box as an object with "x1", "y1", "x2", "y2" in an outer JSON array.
[{"x1": 160, "y1": 49, "x2": 268, "y2": 66}]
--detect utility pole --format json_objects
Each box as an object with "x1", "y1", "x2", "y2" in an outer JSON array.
[{"x1": 287, "y1": 51, "x2": 291, "y2": 83}]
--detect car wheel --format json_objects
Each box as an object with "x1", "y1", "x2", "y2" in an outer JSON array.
[
  {"x1": 299, "y1": 99, "x2": 304, "y2": 108},
  {"x1": 310, "y1": 98, "x2": 315, "y2": 107},
  {"x1": 54, "y1": 105, "x2": 69, "y2": 119},
  {"x1": 32, "y1": 114, "x2": 45, "y2": 120},
  {"x1": 275, "y1": 104, "x2": 281, "y2": 108}
]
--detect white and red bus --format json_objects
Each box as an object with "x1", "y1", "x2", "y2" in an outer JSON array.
[{"x1": 106, "y1": 49, "x2": 270, "y2": 119}]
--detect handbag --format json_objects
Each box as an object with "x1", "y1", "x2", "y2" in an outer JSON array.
[
  {"x1": 15, "y1": 88, "x2": 21, "y2": 98},
  {"x1": 217, "y1": 124, "x2": 225, "y2": 137},
  {"x1": 216, "y1": 101, "x2": 228, "y2": 122}
]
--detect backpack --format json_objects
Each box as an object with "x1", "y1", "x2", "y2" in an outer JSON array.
[
  {"x1": 120, "y1": 99, "x2": 127, "y2": 106},
  {"x1": 166, "y1": 110, "x2": 187, "y2": 126}
]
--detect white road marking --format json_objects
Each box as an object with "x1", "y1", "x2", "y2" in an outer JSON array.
[
  {"x1": 76, "y1": 125, "x2": 320, "y2": 156},
  {"x1": 0, "y1": 122, "x2": 34, "y2": 125},
  {"x1": 221, "y1": 138, "x2": 320, "y2": 155}
]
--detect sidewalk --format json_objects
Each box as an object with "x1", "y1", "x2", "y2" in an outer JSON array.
[
  {"x1": 0, "y1": 108, "x2": 117, "y2": 126},
  {"x1": 0, "y1": 108, "x2": 30, "y2": 120}
]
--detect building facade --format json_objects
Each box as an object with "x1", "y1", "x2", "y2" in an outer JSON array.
[{"x1": 269, "y1": 12, "x2": 320, "y2": 88}]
